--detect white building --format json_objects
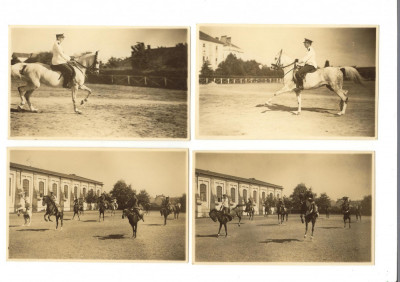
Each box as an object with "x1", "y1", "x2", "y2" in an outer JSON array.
[
  {"x1": 9, "y1": 162, "x2": 103, "y2": 213},
  {"x1": 195, "y1": 169, "x2": 283, "y2": 217},
  {"x1": 198, "y1": 31, "x2": 243, "y2": 73}
]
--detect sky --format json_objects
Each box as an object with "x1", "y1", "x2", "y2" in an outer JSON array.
[
  {"x1": 200, "y1": 25, "x2": 377, "y2": 67},
  {"x1": 10, "y1": 27, "x2": 188, "y2": 62},
  {"x1": 10, "y1": 149, "x2": 187, "y2": 197},
  {"x1": 195, "y1": 152, "x2": 373, "y2": 201}
]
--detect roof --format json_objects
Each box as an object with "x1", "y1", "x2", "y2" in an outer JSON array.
[
  {"x1": 195, "y1": 169, "x2": 283, "y2": 189},
  {"x1": 10, "y1": 162, "x2": 103, "y2": 185},
  {"x1": 199, "y1": 31, "x2": 225, "y2": 45}
]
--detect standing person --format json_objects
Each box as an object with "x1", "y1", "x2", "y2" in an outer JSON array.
[
  {"x1": 51, "y1": 33, "x2": 75, "y2": 88},
  {"x1": 294, "y1": 38, "x2": 317, "y2": 91},
  {"x1": 220, "y1": 194, "x2": 230, "y2": 215}
]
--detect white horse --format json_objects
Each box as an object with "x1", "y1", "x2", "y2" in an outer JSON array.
[
  {"x1": 11, "y1": 51, "x2": 100, "y2": 114},
  {"x1": 266, "y1": 50, "x2": 364, "y2": 115},
  {"x1": 16, "y1": 197, "x2": 32, "y2": 226}
]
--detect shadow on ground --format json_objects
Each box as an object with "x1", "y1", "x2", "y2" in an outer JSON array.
[
  {"x1": 83, "y1": 220, "x2": 98, "y2": 222},
  {"x1": 318, "y1": 227, "x2": 343, "y2": 229},
  {"x1": 259, "y1": 238, "x2": 301, "y2": 244},
  {"x1": 94, "y1": 234, "x2": 125, "y2": 240},
  {"x1": 17, "y1": 229, "x2": 49, "y2": 232},
  {"x1": 196, "y1": 234, "x2": 219, "y2": 238},
  {"x1": 258, "y1": 103, "x2": 334, "y2": 115},
  {"x1": 146, "y1": 224, "x2": 163, "y2": 226}
]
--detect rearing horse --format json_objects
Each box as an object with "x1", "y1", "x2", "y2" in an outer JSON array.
[
  {"x1": 209, "y1": 209, "x2": 233, "y2": 237},
  {"x1": 266, "y1": 50, "x2": 364, "y2": 115},
  {"x1": 42, "y1": 195, "x2": 63, "y2": 230},
  {"x1": 11, "y1": 51, "x2": 100, "y2": 114}
]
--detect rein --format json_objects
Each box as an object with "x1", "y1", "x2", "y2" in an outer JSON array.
[{"x1": 71, "y1": 53, "x2": 99, "y2": 74}]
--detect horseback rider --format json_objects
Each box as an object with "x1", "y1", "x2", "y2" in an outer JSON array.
[
  {"x1": 130, "y1": 191, "x2": 144, "y2": 222},
  {"x1": 341, "y1": 197, "x2": 350, "y2": 213},
  {"x1": 220, "y1": 194, "x2": 230, "y2": 215},
  {"x1": 305, "y1": 192, "x2": 318, "y2": 217},
  {"x1": 51, "y1": 33, "x2": 75, "y2": 89},
  {"x1": 294, "y1": 38, "x2": 317, "y2": 92},
  {"x1": 50, "y1": 191, "x2": 62, "y2": 211}
]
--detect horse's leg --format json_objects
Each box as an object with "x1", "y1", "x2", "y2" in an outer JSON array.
[
  {"x1": 56, "y1": 216, "x2": 59, "y2": 230},
  {"x1": 293, "y1": 92, "x2": 302, "y2": 115},
  {"x1": 311, "y1": 219, "x2": 315, "y2": 239},
  {"x1": 265, "y1": 85, "x2": 293, "y2": 105},
  {"x1": 24, "y1": 88, "x2": 39, "y2": 112},
  {"x1": 330, "y1": 82, "x2": 349, "y2": 116},
  {"x1": 224, "y1": 223, "x2": 228, "y2": 237},
  {"x1": 300, "y1": 214, "x2": 304, "y2": 224},
  {"x1": 238, "y1": 214, "x2": 241, "y2": 227},
  {"x1": 17, "y1": 85, "x2": 27, "y2": 110},
  {"x1": 43, "y1": 213, "x2": 48, "y2": 222},
  {"x1": 217, "y1": 222, "x2": 222, "y2": 237},
  {"x1": 60, "y1": 214, "x2": 63, "y2": 230},
  {"x1": 349, "y1": 216, "x2": 351, "y2": 229},
  {"x1": 304, "y1": 221, "x2": 308, "y2": 238},
  {"x1": 78, "y1": 85, "x2": 92, "y2": 107},
  {"x1": 71, "y1": 85, "x2": 82, "y2": 114}
]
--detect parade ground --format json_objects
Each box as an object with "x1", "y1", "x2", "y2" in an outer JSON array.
[
  {"x1": 195, "y1": 214, "x2": 372, "y2": 263},
  {"x1": 8, "y1": 210, "x2": 187, "y2": 261}
]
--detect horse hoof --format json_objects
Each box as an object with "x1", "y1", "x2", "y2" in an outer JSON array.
[
  {"x1": 31, "y1": 109, "x2": 38, "y2": 113},
  {"x1": 80, "y1": 100, "x2": 85, "y2": 105},
  {"x1": 310, "y1": 236, "x2": 313, "y2": 240},
  {"x1": 292, "y1": 111, "x2": 300, "y2": 115},
  {"x1": 336, "y1": 112, "x2": 343, "y2": 116},
  {"x1": 304, "y1": 235, "x2": 307, "y2": 238}
]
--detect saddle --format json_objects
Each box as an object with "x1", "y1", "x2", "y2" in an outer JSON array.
[
  {"x1": 50, "y1": 63, "x2": 77, "y2": 82},
  {"x1": 293, "y1": 65, "x2": 318, "y2": 83}
]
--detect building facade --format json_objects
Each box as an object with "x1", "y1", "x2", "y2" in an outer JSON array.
[
  {"x1": 195, "y1": 169, "x2": 283, "y2": 218},
  {"x1": 9, "y1": 163, "x2": 103, "y2": 213},
  {"x1": 198, "y1": 31, "x2": 243, "y2": 73}
]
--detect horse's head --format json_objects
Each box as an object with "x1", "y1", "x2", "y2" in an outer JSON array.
[
  {"x1": 271, "y1": 50, "x2": 294, "y2": 70},
  {"x1": 122, "y1": 209, "x2": 128, "y2": 219},
  {"x1": 76, "y1": 51, "x2": 100, "y2": 75}
]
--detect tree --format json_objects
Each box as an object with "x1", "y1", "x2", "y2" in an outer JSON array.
[
  {"x1": 25, "y1": 52, "x2": 52, "y2": 65},
  {"x1": 283, "y1": 196, "x2": 293, "y2": 210},
  {"x1": 85, "y1": 190, "x2": 97, "y2": 210},
  {"x1": 110, "y1": 180, "x2": 134, "y2": 209},
  {"x1": 131, "y1": 42, "x2": 148, "y2": 72},
  {"x1": 200, "y1": 60, "x2": 214, "y2": 77},
  {"x1": 289, "y1": 183, "x2": 316, "y2": 211},
  {"x1": 360, "y1": 195, "x2": 372, "y2": 216},
  {"x1": 137, "y1": 189, "x2": 151, "y2": 206},
  {"x1": 265, "y1": 193, "x2": 276, "y2": 209},
  {"x1": 315, "y1": 192, "x2": 331, "y2": 212},
  {"x1": 180, "y1": 193, "x2": 187, "y2": 212}
]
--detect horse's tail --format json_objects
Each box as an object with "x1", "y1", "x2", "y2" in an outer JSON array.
[
  {"x1": 340, "y1": 67, "x2": 364, "y2": 85},
  {"x1": 11, "y1": 63, "x2": 26, "y2": 80}
]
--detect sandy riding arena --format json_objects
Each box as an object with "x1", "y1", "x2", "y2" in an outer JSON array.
[
  {"x1": 195, "y1": 214, "x2": 372, "y2": 263},
  {"x1": 197, "y1": 81, "x2": 376, "y2": 139},
  {"x1": 10, "y1": 83, "x2": 188, "y2": 139},
  {"x1": 8, "y1": 210, "x2": 186, "y2": 261}
]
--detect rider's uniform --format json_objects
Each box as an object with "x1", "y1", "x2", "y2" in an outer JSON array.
[
  {"x1": 295, "y1": 39, "x2": 317, "y2": 89},
  {"x1": 220, "y1": 197, "x2": 229, "y2": 215},
  {"x1": 51, "y1": 37, "x2": 74, "y2": 88}
]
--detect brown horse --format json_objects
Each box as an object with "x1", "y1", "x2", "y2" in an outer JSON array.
[
  {"x1": 174, "y1": 203, "x2": 182, "y2": 219},
  {"x1": 342, "y1": 203, "x2": 351, "y2": 228},
  {"x1": 160, "y1": 204, "x2": 174, "y2": 225},
  {"x1": 276, "y1": 203, "x2": 287, "y2": 224},
  {"x1": 299, "y1": 196, "x2": 318, "y2": 239},
  {"x1": 244, "y1": 202, "x2": 255, "y2": 220},
  {"x1": 72, "y1": 200, "x2": 81, "y2": 220},
  {"x1": 42, "y1": 195, "x2": 64, "y2": 230},
  {"x1": 98, "y1": 200, "x2": 109, "y2": 222},
  {"x1": 122, "y1": 209, "x2": 140, "y2": 238}
]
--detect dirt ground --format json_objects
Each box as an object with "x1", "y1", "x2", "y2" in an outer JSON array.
[
  {"x1": 195, "y1": 214, "x2": 372, "y2": 263},
  {"x1": 10, "y1": 83, "x2": 188, "y2": 139},
  {"x1": 8, "y1": 210, "x2": 186, "y2": 261},
  {"x1": 197, "y1": 81, "x2": 376, "y2": 138}
]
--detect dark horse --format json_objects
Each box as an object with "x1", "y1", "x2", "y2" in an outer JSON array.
[
  {"x1": 342, "y1": 203, "x2": 351, "y2": 228},
  {"x1": 299, "y1": 196, "x2": 318, "y2": 239},
  {"x1": 160, "y1": 204, "x2": 174, "y2": 225},
  {"x1": 244, "y1": 202, "x2": 255, "y2": 220},
  {"x1": 122, "y1": 209, "x2": 140, "y2": 238},
  {"x1": 72, "y1": 201, "x2": 81, "y2": 220},
  {"x1": 98, "y1": 200, "x2": 109, "y2": 222},
  {"x1": 42, "y1": 195, "x2": 63, "y2": 230},
  {"x1": 209, "y1": 209, "x2": 233, "y2": 237},
  {"x1": 355, "y1": 205, "x2": 362, "y2": 222},
  {"x1": 276, "y1": 203, "x2": 288, "y2": 224},
  {"x1": 230, "y1": 205, "x2": 244, "y2": 227}
]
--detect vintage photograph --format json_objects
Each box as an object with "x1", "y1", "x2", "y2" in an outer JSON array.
[
  {"x1": 9, "y1": 26, "x2": 189, "y2": 139},
  {"x1": 196, "y1": 25, "x2": 377, "y2": 139},
  {"x1": 193, "y1": 152, "x2": 374, "y2": 263},
  {"x1": 7, "y1": 148, "x2": 188, "y2": 261}
]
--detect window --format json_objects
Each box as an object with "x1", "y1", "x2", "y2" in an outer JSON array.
[
  {"x1": 200, "y1": 184, "x2": 207, "y2": 202},
  {"x1": 64, "y1": 185, "x2": 68, "y2": 199},
  {"x1": 216, "y1": 186, "x2": 222, "y2": 202},
  {"x1": 203, "y1": 43, "x2": 205, "y2": 48},
  {"x1": 39, "y1": 181, "x2": 45, "y2": 197},
  {"x1": 253, "y1": 191, "x2": 257, "y2": 203},
  {"x1": 74, "y1": 186, "x2": 78, "y2": 197},
  {"x1": 83, "y1": 188, "x2": 87, "y2": 198},
  {"x1": 97, "y1": 190, "x2": 100, "y2": 197},
  {"x1": 243, "y1": 189, "x2": 247, "y2": 202},
  {"x1": 52, "y1": 183, "x2": 58, "y2": 197},
  {"x1": 23, "y1": 179, "x2": 29, "y2": 197},
  {"x1": 270, "y1": 193, "x2": 273, "y2": 198},
  {"x1": 262, "y1": 192, "x2": 266, "y2": 201},
  {"x1": 230, "y1": 188, "x2": 236, "y2": 202}
]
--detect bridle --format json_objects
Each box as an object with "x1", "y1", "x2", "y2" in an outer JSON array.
[
  {"x1": 271, "y1": 49, "x2": 298, "y2": 77},
  {"x1": 71, "y1": 52, "x2": 100, "y2": 73}
]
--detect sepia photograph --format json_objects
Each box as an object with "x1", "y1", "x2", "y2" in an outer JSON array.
[
  {"x1": 7, "y1": 148, "x2": 188, "y2": 261},
  {"x1": 193, "y1": 152, "x2": 374, "y2": 263},
  {"x1": 196, "y1": 25, "x2": 377, "y2": 139},
  {"x1": 9, "y1": 26, "x2": 189, "y2": 139}
]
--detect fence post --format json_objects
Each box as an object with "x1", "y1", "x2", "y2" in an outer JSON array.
[
  {"x1": 144, "y1": 77, "x2": 147, "y2": 85},
  {"x1": 206, "y1": 78, "x2": 208, "y2": 83},
  {"x1": 164, "y1": 77, "x2": 167, "y2": 87},
  {"x1": 127, "y1": 76, "x2": 130, "y2": 85},
  {"x1": 111, "y1": 75, "x2": 114, "y2": 84}
]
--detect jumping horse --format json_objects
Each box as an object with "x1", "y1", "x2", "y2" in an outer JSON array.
[
  {"x1": 266, "y1": 50, "x2": 364, "y2": 115},
  {"x1": 122, "y1": 209, "x2": 140, "y2": 238},
  {"x1": 11, "y1": 52, "x2": 100, "y2": 114},
  {"x1": 42, "y1": 195, "x2": 64, "y2": 230}
]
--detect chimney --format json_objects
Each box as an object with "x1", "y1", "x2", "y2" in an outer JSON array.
[
  {"x1": 215, "y1": 37, "x2": 219, "y2": 41},
  {"x1": 220, "y1": 35, "x2": 227, "y2": 43},
  {"x1": 226, "y1": 37, "x2": 231, "y2": 44},
  {"x1": 147, "y1": 45, "x2": 151, "y2": 50}
]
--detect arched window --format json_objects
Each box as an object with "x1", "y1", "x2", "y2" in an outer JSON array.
[
  {"x1": 243, "y1": 189, "x2": 247, "y2": 202},
  {"x1": 52, "y1": 183, "x2": 58, "y2": 197},
  {"x1": 39, "y1": 181, "x2": 45, "y2": 197},
  {"x1": 230, "y1": 187, "x2": 236, "y2": 202},
  {"x1": 74, "y1": 186, "x2": 78, "y2": 197},
  {"x1": 200, "y1": 184, "x2": 207, "y2": 202},
  {"x1": 83, "y1": 188, "x2": 87, "y2": 198},
  {"x1": 23, "y1": 179, "x2": 29, "y2": 197},
  {"x1": 270, "y1": 192, "x2": 273, "y2": 198},
  {"x1": 253, "y1": 191, "x2": 257, "y2": 203},
  {"x1": 216, "y1": 186, "x2": 222, "y2": 202},
  {"x1": 97, "y1": 190, "x2": 100, "y2": 197},
  {"x1": 262, "y1": 192, "x2": 266, "y2": 202},
  {"x1": 64, "y1": 185, "x2": 68, "y2": 198}
]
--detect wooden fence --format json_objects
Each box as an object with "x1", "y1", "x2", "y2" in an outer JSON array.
[
  {"x1": 199, "y1": 76, "x2": 283, "y2": 84},
  {"x1": 87, "y1": 74, "x2": 187, "y2": 90}
]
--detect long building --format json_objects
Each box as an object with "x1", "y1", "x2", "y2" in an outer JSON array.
[
  {"x1": 8, "y1": 162, "x2": 103, "y2": 213},
  {"x1": 195, "y1": 169, "x2": 283, "y2": 217},
  {"x1": 198, "y1": 31, "x2": 243, "y2": 73}
]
